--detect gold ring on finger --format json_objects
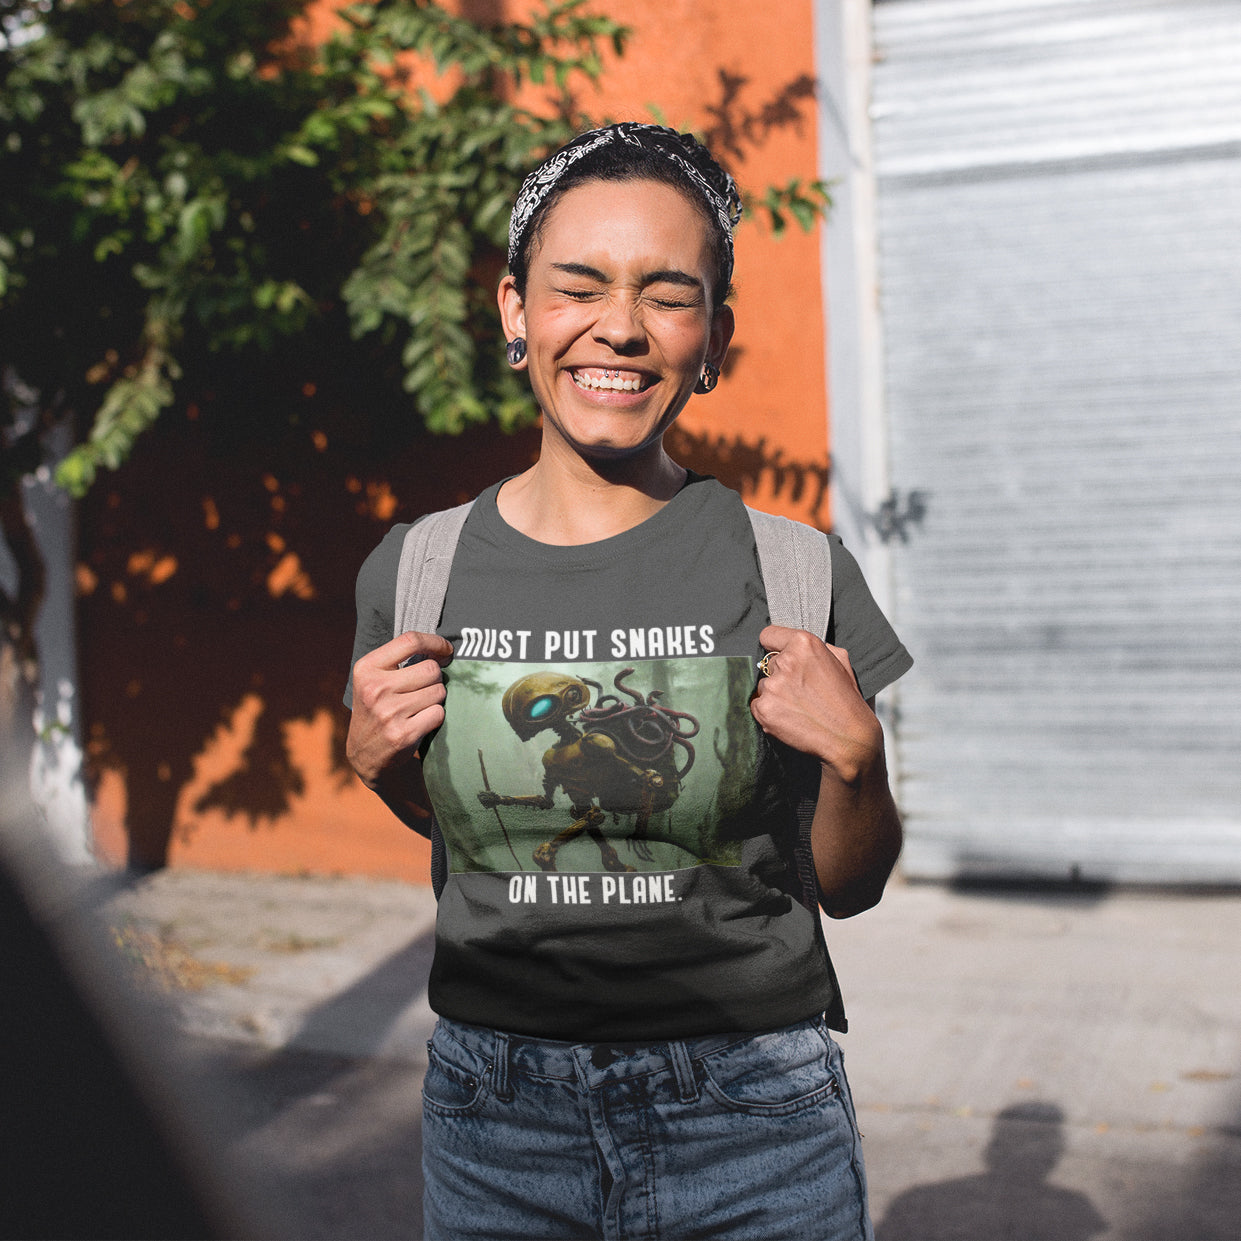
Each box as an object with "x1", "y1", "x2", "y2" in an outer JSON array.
[{"x1": 757, "y1": 652, "x2": 778, "y2": 677}]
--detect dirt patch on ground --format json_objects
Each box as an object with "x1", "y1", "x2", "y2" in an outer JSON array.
[{"x1": 112, "y1": 922, "x2": 254, "y2": 992}]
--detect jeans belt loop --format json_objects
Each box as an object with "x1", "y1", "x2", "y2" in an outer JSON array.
[
  {"x1": 493, "y1": 1031, "x2": 514, "y2": 1101},
  {"x1": 669, "y1": 1039, "x2": 700, "y2": 1104}
]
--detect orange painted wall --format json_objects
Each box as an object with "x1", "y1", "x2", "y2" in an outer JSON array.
[
  {"x1": 295, "y1": 0, "x2": 831, "y2": 523},
  {"x1": 84, "y1": 0, "x2": 830, "y2": 880},
  {"x1": 577, "y1": 0, "x2": 830, "y2": 526}
]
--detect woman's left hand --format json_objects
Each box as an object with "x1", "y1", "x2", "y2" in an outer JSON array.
[
  {"x1": 750, "y1": 625, "x2": 883, "y2": 786},
  {"x1": 751, "y1": 625, "x2": 902, "y2": 916}
]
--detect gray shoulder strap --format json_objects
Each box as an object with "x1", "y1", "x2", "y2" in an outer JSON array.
[
  {"x1": 393, "y1": 498, "x2": 831, "y2": 639},
  {"x1": 394, "y1": 500, "x2": 475, "y2": 638},
  {"x1": 745, "y1": 506, "x2": 833, "y2": 638}
]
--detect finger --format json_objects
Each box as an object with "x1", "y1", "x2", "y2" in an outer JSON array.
[
  {"x1": 757, "y1": 624, "x2": 799, "y2": 653},
  {"x1": 366, "y1": 693, "x2": 446, "y2": 747},
  {"x1": 351, "y1": 657, "x2": 448, "y2": 718},
  {"x1": 368, "y1": 687, "x2": 447, "y2": 753},
  {"x1": 392, "y1": 629, "x2": 455, "y2": 667},
  {"x1": 388, "y1": 654, "x2": 450, "y2": 693},
  {"x1": 405, "y1": 700, "x2": 446, "y2": 745},
  {"x1": 397, "y1": 678, "x2": 449, "y2": 717},
  {"x1": 345, "y1": 683, "x2": 445, "y2": 783},
  {"x1": 358, "y1": 630, "x2": 454, "y2": 673},
  {"x1": 825, "y1": 642, "x2": 854, "y2": 675},
  {"x1": 748, "y1": 684, "x2": 784, "y2": 734}
]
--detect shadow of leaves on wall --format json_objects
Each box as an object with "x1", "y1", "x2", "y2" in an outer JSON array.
[
  {"x1": 191, "y1": 700, "x2": 308, "y2": 824},
  {"x1": 701, "y1": 69, "x2": 819, "y2": 165},
  {"x1": 669, "y1": 425, "x2": 830, "y2": 528},
  {"x1": 78, "y1": 375, "x2": 543, "y2": 868}
]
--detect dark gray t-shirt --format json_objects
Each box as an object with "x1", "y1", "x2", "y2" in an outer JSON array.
[{"x1": 346, "y1": 475, "x2": 911, "y2": 1040}]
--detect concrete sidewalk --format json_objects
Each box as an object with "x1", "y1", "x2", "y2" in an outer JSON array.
[{"x1": 97, "y1": 869, "x2": 1241, "y2": 1240}]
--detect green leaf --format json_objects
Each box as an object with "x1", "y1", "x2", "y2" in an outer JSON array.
[
  {"x1": 789, "y1": 197, "x2": 818, "y2": 232},
  {"x1": 54, "y1": 451, "x2": 97, "y2": 499},
  {"x1": 283, "y1": 144, "x2": 321, "y2": 167}
]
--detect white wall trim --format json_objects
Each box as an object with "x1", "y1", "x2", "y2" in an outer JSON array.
[{"x1": 813, "y1": 0, "x2": 894, "y2": 612}]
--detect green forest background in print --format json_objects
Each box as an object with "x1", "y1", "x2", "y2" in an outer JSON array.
[{"x1": 423, "y1": 657, "x2": 760, "y2": 874}]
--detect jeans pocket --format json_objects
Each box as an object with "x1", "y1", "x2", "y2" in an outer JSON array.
[
  {"x1": 698, "y1": 1020, "x2": 841, "y2": 1116},
  {"x1": 422, "y1": 1029, "x2": 491, "y2": 1117}
]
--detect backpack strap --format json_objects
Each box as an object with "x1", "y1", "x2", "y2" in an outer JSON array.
[
  {"x1": 394, "y1": 500, "x2": 475, "y2": 638},
  {"x1": 744, "y1": 505, "x2": 832, "y2": 637},
  {"x1": 745, "y1": 506, "x2": 847, "y2": 1031},
  {"x1": 398, "y1": 502, "x2": 831, "y2": 640},
  {"x1": 394, "y1": 501, "x2": 474, "y2": 901}
]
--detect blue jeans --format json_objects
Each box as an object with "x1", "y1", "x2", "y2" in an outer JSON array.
[{"x1": 421, "y1": 1014, "x2": 873, "y2": 1240}]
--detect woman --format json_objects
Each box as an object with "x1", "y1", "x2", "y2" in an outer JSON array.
[{"x1": 345, "y1": 124, "x2": 912, "y2": 1241}]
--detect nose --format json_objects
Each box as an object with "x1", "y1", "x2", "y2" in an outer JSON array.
[{"x1": 591, "y1": 293, "x2": 646, "y2": 354}]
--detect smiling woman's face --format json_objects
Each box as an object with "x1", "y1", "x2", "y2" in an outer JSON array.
[{"x1": 498, "y1": 178, "x2": 734, "y2": 465}]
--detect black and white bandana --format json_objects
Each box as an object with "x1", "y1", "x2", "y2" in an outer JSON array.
[{"x1": 507, "y1": 123, "x2": 743, "y2": 274}]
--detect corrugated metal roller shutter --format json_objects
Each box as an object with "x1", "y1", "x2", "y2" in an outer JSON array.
[{"x1": 871, "y1": 0, "x2": 1241, "y2": 882}]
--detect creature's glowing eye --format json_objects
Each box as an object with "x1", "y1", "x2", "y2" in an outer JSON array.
[{"x1": 527, "y1": 695, "x2": 556, "y2": 721}]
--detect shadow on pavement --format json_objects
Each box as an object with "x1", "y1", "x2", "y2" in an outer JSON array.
[
  {"x1": 2, "y1": 796, "x2": 436, "y2": 1240},
  {"x1": 293, "y1": 927, "x2": 436, "y2": 1059},
  {"x1": 1116, "y1": 1088, "x2": 1241, "y2": 1241},
  {"x1": 178, "y1": 929, "x2": 439, "y2": 1240},
  {"x1": 946, "y1": 874, "x2": 1241, "y2": 908},
  {"x1": 187, "y1": 1037, "x2": 426, "y2": 1241},
  {"x1": 946, "y1": 875, "x2": 1115, "y2": 908},
  {"x1": 875, "y1": 1102, "x2": 1107, "y2": 1241}
]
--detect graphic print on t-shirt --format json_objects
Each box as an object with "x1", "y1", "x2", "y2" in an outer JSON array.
[{"x1": 423, "y1": 657, "x2": 760, "y2": 874}]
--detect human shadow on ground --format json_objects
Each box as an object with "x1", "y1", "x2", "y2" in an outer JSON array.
[{"x1": 875, "y1": 1102, "x2": 1107, "y2": 1241}]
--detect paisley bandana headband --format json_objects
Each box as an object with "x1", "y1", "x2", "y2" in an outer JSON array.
[{"x1": 507, "y1": 123, "x2": 743, "y2": 274}]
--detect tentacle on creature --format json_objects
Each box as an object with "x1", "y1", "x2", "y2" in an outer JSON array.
[{"x1": 581, "y1": 668, "x2": 700, "y2": 778}]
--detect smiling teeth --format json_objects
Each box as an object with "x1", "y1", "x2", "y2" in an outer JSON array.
[{"x1": 573, "y1": 370, "x2": 646, "y2": 392}]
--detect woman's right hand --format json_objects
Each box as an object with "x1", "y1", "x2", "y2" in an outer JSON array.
[{"x1": 346, "y1": 631, "x2": 454, "y2": 789}]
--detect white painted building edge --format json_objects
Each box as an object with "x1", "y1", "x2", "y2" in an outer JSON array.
[
  {"x1": 813, "y1": 0, "x2": 907, "y2": 763},
  {"x1": 0, "y1": 417, "x2": 94, "y2": 866},
  {"x1": 26, "y1": 461, "x2": 93, "y2": 867},
  {"x1": 814, "y1": 0, "x2": 890, "y2": 579}
]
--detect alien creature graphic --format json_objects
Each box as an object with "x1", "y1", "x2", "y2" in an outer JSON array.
[{"x1": 477, "y1": 668, "x2": 700, "y2": 872}]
